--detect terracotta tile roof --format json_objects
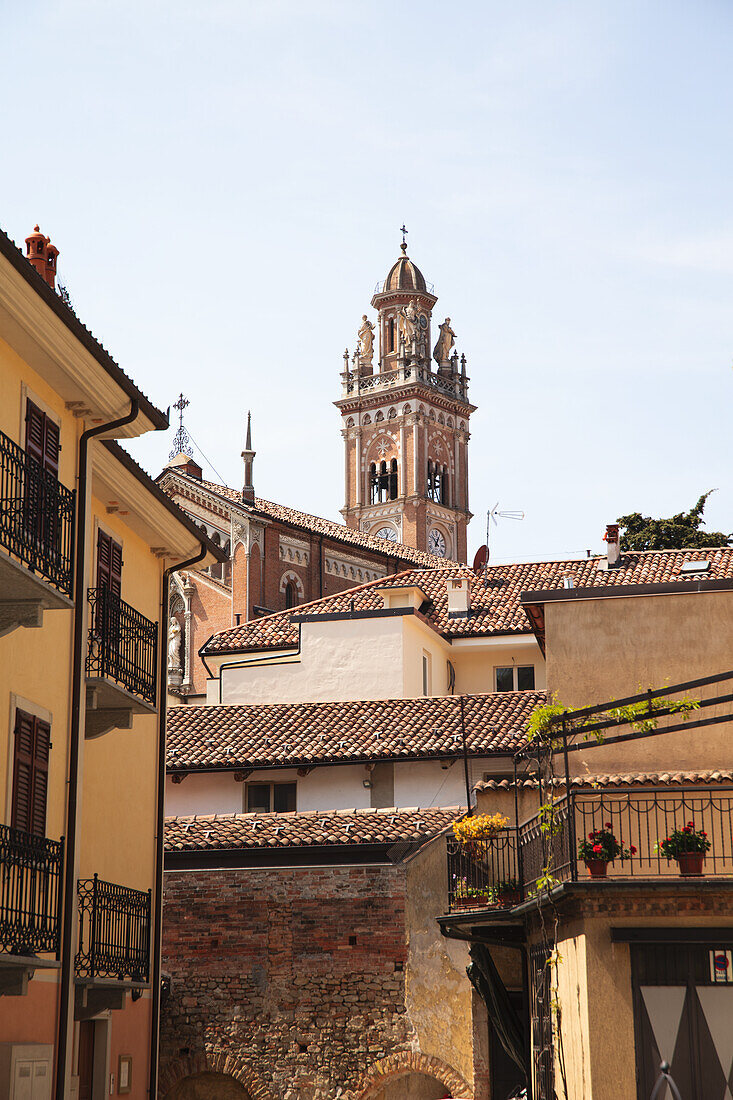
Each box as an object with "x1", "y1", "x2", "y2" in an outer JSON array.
[
  {"x1": 166, "y1": 691, "x2": 545, "y2": 771},
  {"x1": 164, "y1": 805, "x2": 462, "y2": 852},
  {"x1": 204, "y1": 547, "x2": 733, "y2": 655},
  {"x1": 164, "y1": 469, "x2": 456, "y2": 568},
  {"x1": 476, "y1": 768, "x2": 733, "y2": 792}
]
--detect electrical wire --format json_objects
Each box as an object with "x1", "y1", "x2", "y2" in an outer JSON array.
[{"x1": 185, "y1": 428, "x2": 229, "y2": 486}]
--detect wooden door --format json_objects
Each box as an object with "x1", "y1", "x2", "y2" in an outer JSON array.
[{"x1": 77, "y1": 1021, "x2": 95, "y2": 1100}]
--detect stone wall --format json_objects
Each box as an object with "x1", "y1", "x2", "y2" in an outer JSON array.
[{"x1": 159, "y1": 857, "x2": 473, "y2": 1100}]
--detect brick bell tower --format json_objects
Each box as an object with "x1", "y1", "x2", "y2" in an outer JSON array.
[{"x1": 336, "y1": 233, "x2": 475, "y2": 563}]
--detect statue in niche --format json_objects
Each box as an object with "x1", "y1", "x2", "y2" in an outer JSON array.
[
  {"x1": 357, "y1": 315, "x2": 375, "y2": 361},
  {"x1": 167, "y1": 617, "x2": 182, "y2": 671},
  {"x1": 433, "y1": 318, "x2": 456, "y2": 365},
  {"x1": 398, "y1": 298, "x2": 419, "y2": 347}
]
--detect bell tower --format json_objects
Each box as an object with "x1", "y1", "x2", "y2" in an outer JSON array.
[{"x1": 336, "y1": 235, "x2": 475, "y2": 563}]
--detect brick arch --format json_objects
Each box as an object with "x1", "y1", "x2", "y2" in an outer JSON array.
[
  {"x1": 355, "y1": 1051, "x2": 471, "y2": 1100},
  {"x1": 160, "y1": 1052, "x2": 271, "y2": 1100}
]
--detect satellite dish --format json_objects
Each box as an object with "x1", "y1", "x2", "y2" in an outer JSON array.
[{"x1": 473, "y1": 545, "x2": 488, "y2": 573}]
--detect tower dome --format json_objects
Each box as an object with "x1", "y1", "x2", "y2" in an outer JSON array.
[{"x1": 383, "y1": 242, "x2": 427, "y2": 293}]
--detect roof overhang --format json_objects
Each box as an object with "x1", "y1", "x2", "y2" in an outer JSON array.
[
  {"x1": 0, "y1": 232, "x2": 167, "y2": 437},
  {"x1": 92, "y1": 442, "x2": 226, "y2": 567}
]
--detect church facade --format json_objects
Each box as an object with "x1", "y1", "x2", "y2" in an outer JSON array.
[{"x1": 337, "y1": 240, "x2": 475, "y2": 563}]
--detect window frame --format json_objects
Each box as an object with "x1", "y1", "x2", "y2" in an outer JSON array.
[
  {"x1": 10, "y1": 706, "x2": 51, "y2": 837},
  {"x1": 494, "y1": 665, "x2": 536, "y2": 692},
  {"x1": 244, "y1": 780, "x2": 297, "y2": 815}
]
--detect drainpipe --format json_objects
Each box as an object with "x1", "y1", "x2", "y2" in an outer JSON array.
[
  {"x1": 149, "y1": 543, "x2": 208, "y2": 1100},
  {"x1": 55, "y1": 400, "x2": 140, "y2": 1100}
]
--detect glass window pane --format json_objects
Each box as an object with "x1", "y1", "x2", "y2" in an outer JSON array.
[
  {"x1": 495, "y1": 667, "x2": 514, "y2": 692},
  {"x1": 273, "y1": 783, "x2": 296, "y2": 813},
  {"x1": 247, "y1": 784, "x2": 271, "y2": 813},
  {"x1": 517, "y1": 666, "x2": 535, "y2": 691}
]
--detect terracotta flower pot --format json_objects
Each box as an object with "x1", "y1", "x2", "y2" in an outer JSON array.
[
  {"x1": 453, "y1": 894, "x2": 489, "y2": 910},
  {"x1": 584, "y1": 858, "x2": 609, "y2": 879},
  {"x1": 677, "y1": 851, "x2": 705, "y2": 877}
]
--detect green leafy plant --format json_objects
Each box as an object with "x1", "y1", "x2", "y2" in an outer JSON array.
[
  {"x1": 578, "y1": 824, "x2": 635, "y2": 863},
  {"x1": 453, "y1": 878, "x2": 489, "y2": 900},
  {"x1": 618, "y1": 491, "x2": 731, "y2": 551},
  {"x1": 656, "y1": 822, "x2": 711, "y2": 859}
]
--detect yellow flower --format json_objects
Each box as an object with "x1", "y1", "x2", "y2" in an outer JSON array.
[{"x1": 453, "y1": 812, "x2": 509, "y2": 845}]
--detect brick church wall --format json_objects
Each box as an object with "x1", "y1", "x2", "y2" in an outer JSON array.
[{"x1": 159, "y1": 859, "x2": 474, "y2": 1100}]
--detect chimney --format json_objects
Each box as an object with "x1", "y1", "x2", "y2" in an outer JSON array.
[
  {"x1": 166, "y1": 452, "x2": 202, "y2": 479},
  {"x1": 25, "y1": 225, "x2": 58, "y2": 289},
  {"x1": 604, "y1": 523, "x2": 621, "y2": 567},
  {"x1": 446, "y1": 576, "x2": 471, "y2": 618},
  {"x1": 241, "y1": 411, "x2": 256, "y2": 505}
]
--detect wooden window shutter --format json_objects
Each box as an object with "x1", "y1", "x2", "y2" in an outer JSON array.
[
  {"x1": 25, "y1": 400, "x2": 45, "y2": 466},
  {"x1": 43, "y1": 417, "x2": 60, "y2": 476},
  {"x1": 110, "y1": 539, "x2": 122, "y2": 596},
  {"x1": 11, "y1": 710, "x2": 49, "y2": 837},
  {"x1": 97, "y1": 529, "x2": 111, "y2": 590}
]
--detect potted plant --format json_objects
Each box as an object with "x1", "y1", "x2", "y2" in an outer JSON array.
[
  {"x1": 496, "y1": 879, "x2": 521, "y2": 907},
  {"x1": 656, "y1": 821, "x2": 710, "y2": 876},
  {"x1": 578, "y1": 823, "x2": 635, "y2": 878},
  {"x1": 452, "y1": 879, "x2": 490, "y2": 909}
]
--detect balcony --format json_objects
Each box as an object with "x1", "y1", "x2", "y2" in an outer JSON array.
[
  {"x1": 0, "y1": 428, "x2": 75, "y2": 635},
  {"x1": 85, "y1": 586, "x2": 158, "y2": 737},
  {"x1": 75, "y1": 875, "x2": 151, "y2": 1017},
  {"x1": 341, "y1": 363, "x2": 470, "y2": 404},
  {"x1": 446, "y1": 785, "x2": 733, "y2": 914},
  {"x1": 0, "y1": 824, "x2": 64, "y2": 995}
]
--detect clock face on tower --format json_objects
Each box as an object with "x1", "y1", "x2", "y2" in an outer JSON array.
[
  {"x1": 428, "y1": 528, "x2": 447, "y2": 556},
  {"x1": 375, "y1": 526, "x2": 398, "y2": 542}
]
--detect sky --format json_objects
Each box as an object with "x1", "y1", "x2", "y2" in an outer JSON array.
[{"x1": 2, "y1": 0, "x2": 732, "y2": 563}]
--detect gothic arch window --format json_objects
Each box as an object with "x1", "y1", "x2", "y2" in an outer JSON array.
[
  {"x1": 447, "y1": 416, "x2": 454, "y2": 428},
  {"x1": 403, "y1": 404, "x2": 411, "y2": 415},
  {"x1": 388, "y1": 317, "x2": 395, "y2": 352},
  {"x1": 438, "y1": 413, "x2": 445, "y2": 425},
  {"x1": 363, "y1": 414, "x2": 372, "y2": 426},
  {"x1": 459, "y1": 420, "x2": 466, "y2": 430},
  {"x1": 280, "y1": 570, "x2": 304, "y2": 607},
  {"x1": 429, "y1": 410, "x2": 436, "y2": 422},
  {"x1": 375, "y1": 411, "x2": 384, "y2": 422},
  {"x1": 388, "y1": 407, "x2": 396, "y2": 420},
  {"x1": 346, "y1": 416, "x2": 354, "y2": 428}
]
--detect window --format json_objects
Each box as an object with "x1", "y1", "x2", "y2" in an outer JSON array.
[
  {"x1": 495, "y1": 665, "x2": 535, "y2": 692},
  {"x1": 284, "y1": 581, "x2": 298, "y2": 609},
  {"x1": 246, "y1": 782, "x2": 296, "y2": 814},
  {"x1": 25, "y1": 399, "x2": 60, "y2": 477},
  {"x1": 11, "y1": 709, "x2": 50, "y2": 836},
  {"x1": 422, "y1": 651, "x2": 432, "y2": 697},
  {"x1": 388, "y1": 317, "x2": 395, "y2": 352},
  {"x1": 97, "y1": 529, "x2": 122, "y2": 594}
]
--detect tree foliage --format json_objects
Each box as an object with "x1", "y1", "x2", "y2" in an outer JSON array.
[{"x1": 618, "y1": 491, "x2": 731, "y2": 551}]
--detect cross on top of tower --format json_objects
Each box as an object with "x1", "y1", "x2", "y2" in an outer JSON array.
[
  {"x1": 169, "y1": 393, "x2": 194, "y2": 460},
  {"x1": 400, "y1": 224, "x2": 408, "y2": 253}
]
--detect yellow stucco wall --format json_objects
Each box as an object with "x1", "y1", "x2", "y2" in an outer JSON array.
[
  {"x1": 545, "y1": 590, "x2": 733, "y2": 774},
  {"x1": 453, "y1": 640, "x2": 546, "y2": 695}
]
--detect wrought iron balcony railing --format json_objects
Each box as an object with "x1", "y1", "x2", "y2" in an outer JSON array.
[
  {"x1": 446, "y1": 786, "x2": 733, "y2": 914},
  {"x1": 0, "y1": 428, "x2": 75, "y2": 594},
  {"x1": 86, "y1": 587, "x2": 158, "y2": 705},
  {"x1": 75, "y1": 875, "x2": 151, "y2": 983},
  {"x1": 0, "y1": 824, "x2": 64, "y2": 957}
]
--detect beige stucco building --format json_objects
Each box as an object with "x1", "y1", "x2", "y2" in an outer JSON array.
[{"x1": 0, "y1": 224, "x2": 222, "y2": 1100}]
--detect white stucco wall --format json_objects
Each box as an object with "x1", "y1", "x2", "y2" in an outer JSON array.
[
  {"x1": 215, "y1": 616, "x2": 406, "y2": 705},
  {"x1": 165, "y1": 757, "x2": 499, "y2": 818}
]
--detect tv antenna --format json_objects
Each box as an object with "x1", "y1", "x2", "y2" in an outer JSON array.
[{"x1": 480, "y1": 502, "x2": 525, "y2": 584}]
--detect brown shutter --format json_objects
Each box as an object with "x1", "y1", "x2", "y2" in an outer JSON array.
[
  {"x1": 11, "y1": 710, "x2": 49, "y2": 836},
  {"x1": 31, "y1": 720, "x2": 50, "y2": 837},
  {"x1": 25, "y1": 400, "x2": 45, "y2": 466},
  {"x1": 42, "y1": 417, "x2": 60, "y2": 476},
  {"x1": 110, "y1": 539, "x2": 123, "y2": 596}
]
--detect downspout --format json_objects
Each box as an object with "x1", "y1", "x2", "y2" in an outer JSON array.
[
  {"x1": 149, "y1": 542, "x2": 208, "y2": 1100},
  {"x1": 55, "y1": 400, "x2": 140, "y2": 1100}
]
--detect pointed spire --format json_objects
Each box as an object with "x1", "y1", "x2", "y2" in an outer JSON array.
[{"x1": 241, "y1": 410, "x2": 256, "y2": 505}]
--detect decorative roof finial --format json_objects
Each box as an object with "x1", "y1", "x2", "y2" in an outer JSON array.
[
  {"x1": 245, "y1": 409, "x2": 252, "y2": 452},
  {"x1": 400, "y1": 223, "x2": 408, "y2": 254},
  {"x1": 169, "y1": 393, "x2": 193, "y2": 460}
]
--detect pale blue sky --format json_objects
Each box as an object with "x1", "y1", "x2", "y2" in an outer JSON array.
[{"x1": 2, "y1": 1, "x2": 732, "y2": 562}]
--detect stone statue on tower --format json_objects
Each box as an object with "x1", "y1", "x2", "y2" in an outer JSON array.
[
  {"x1": 433, "y1": 318, "x2": 456, "y2": 365},
  {"x1": 357, "y1": 315, "x2": 375, "y2": 363}
]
